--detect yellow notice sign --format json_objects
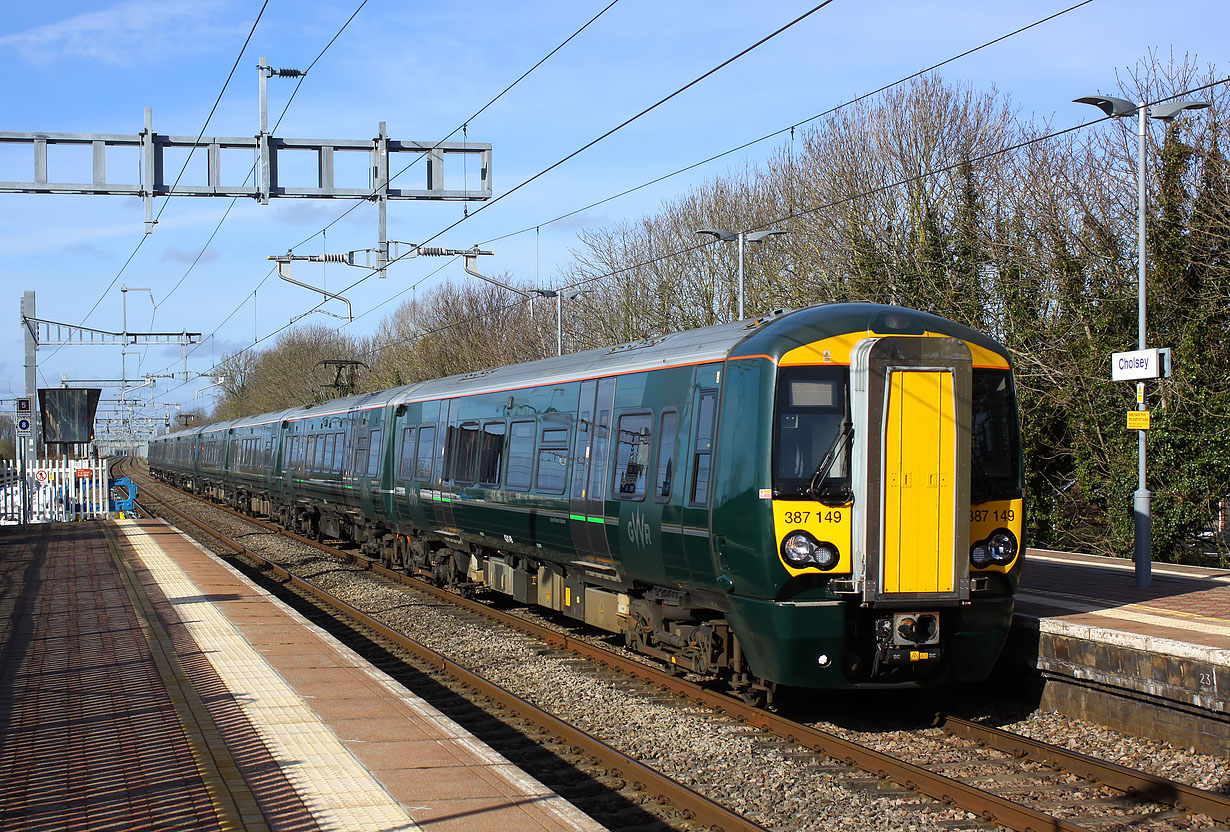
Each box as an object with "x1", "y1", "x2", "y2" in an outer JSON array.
[{"x1": 1127, "y1": 411, "x2": 1151, "y2": 430}]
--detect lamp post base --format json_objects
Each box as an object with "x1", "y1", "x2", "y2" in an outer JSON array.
[{"x1": 1133, "y1": 488, "x2": 1152, "y2": 588}]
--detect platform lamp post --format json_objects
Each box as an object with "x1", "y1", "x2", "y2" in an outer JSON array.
[
  {"x1": 530, "y1": 288, "x2": 591, "y2": 356},
  {"x1": 695, "y1": 229, "x2": 788, "y2": 320},
  {"x1": 1074, "y1": 94, "x2": 1209, "y2": 588}
]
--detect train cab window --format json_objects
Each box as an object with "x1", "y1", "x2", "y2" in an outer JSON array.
[
  {"x1": 972, "y1": 369, "x2": 1023, "y2": 502},
  {"x1": 653, "y1": 410, "x2": 679, "y2": 502},
  {"x1": 613, "y1": 413, "x2": 653, "y2": 501},
  {"x1": 398, "y1": 427, "x2": 417, "y2": 477},
  {"x1": 535, "y1": 416, "x2": 570, "y2": 494},
  {"x1": 479, "y1": 422, "x2": 506, "y2": 486},
  {"x1": 689, "y1": 391, "x2": 718, "y2": 506},
  {"x1": 366, "y1": 429, "x2": 383, "y2": 477},
  {"x1": 504, "y1": 420, "x2": 535, "y2": 490},
  {"x1": 773, "y1": 366, "x2": 851, "y2": 501},
  {"x1": 454, "y1": 422, "x2": 481, "y2": 484},
  {"x1": 414, "y1": 426, "x2": 436, "y2": 481}
]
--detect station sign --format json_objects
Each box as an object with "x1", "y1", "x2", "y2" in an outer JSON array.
[
  {"x1": 1127, "y1": 411, "x2": 1151, "y2": 430},
  {"x1": 1112, "y1": 349, "x2": 1160, "y2": 381},
  {"x1": 1111, "y1": 348, "x2": 1172, "y2": 381}
]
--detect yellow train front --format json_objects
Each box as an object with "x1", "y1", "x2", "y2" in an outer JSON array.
[{"x1": 712, "y1": 304, "x2": 1023, "y2": 696}]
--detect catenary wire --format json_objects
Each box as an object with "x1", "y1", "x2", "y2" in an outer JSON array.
[
  {"x1": 479, "y1": 0, "x2": 1096, "y2": 245},
  {"x1": 136, "y1": 0, "x2": 373, "y2": 382},
  {"x1": 335, "y1": 77, "x2": 1230, "y2": 363},
  {"x1": 162, "y1": 0, "x2": 1083, "y2": 396},
  {"x1": 66, "y1": 0, "x2": 273, "y2": 336},
  {"x1": 281, "y1": 0, "x2": 625, "y2": 253},
  {"x1": 152, "y1": 0, "x2": 622, "y2": 390}
]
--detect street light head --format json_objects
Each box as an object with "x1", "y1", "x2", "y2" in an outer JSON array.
[
  {"x1": 1074, "y1": 95, "x2": 1138, "y2": 118},
  {"x1": 745, "y1": 229, "x2": 788, "y2": 244},
  {"x1": 1148, "y1": 100, "x2": 1211, "y2": 122},
  {"x1": 695, "y1": 229, "x2": 738, "y2": 242}
]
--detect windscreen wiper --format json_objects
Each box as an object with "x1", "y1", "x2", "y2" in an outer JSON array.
[{"x1": 807, "y1": 422, "x2": 853, "y2": 505}]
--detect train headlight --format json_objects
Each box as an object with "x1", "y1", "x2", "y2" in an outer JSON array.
[
  {"x1": 782, "y1": 532, "x2": 817, "y2": 566},
  {"x1": 970, "y1": 542, "x2": 992, "y2": 568},
  {"x1": 782, "y1": 533, "x2": 840, "y2": 570},
  {"x1": 988, "y1": 529, "x2": 1018, "y2": 565},
  {"x1": 812, "y1": 542, "x2": 839, "y2": 570}
]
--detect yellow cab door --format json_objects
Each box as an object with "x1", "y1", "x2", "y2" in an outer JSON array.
[{"x1": 850, "y1": 335, "x2": 972, "y2": 604}]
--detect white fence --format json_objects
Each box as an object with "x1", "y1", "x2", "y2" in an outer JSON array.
[{"x1": 0, "y1": 457, "x2": 112, "y2": 524}]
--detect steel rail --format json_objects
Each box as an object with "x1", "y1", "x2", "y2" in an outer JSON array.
[
  {"x1": 130, "y1": 462, "x2": 1228, "y2": 832},
  {"x1": 939, "y1": 715, "x2": 1230, "y2": 824},
  {"x1": 128, "y1": 475, "x2": 766, "y2": 832}
]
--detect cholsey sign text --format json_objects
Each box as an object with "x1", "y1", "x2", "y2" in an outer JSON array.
[{"x1": 1111, "y1": 348, "x2": 1162, "y2": 382}]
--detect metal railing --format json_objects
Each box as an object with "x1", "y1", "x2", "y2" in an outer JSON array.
[{"x1": 0, "y1": 457, "x2": 111, "y2": 524}]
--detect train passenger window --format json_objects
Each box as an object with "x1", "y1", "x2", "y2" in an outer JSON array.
[
  {"x1": 332, "y1": 432, "x2": 345, "y2": 472},
  {"x1": 306, "y1": 436, "x2": 318, "y2": 471},
  {"x1": 398, "y1": 427, "x2": 417, "y2": 477},
  {"x1": 367, "y1": 429, "x2": 383, "y2": 477},
  {"x1": 689, "y1": 391, "x2": 717, "y2": 506},
  {"x1": 613, "y1": 413, "x2": 653, "y2": 501},
  {"x1": 535, "y1": 415, "x2": 570, "y2": 494},
  {"x1": 536, "y1": 449, "x2": 567, "y2": 493},
  {"x1": 454, "y1": 422, "x2": 481, "y2": 484},
  {"x1": 504, "y1": 420, "x2": 535, "y2": 490},
  {"x1": 415, "y1": 426, "x2": 436, "y2": 480},
  {"x1": 479, "y1": 422, "x2": 506, "y2": 486},
  {"x1": 654, "y1": 411, "x2": 679, "y2": 501},
  {"x1": 314, "y1": 434, "x2": 327, "y2": 471},
  {"x1": 323, "y1": 435, "x2": 336, "y2": 473}
]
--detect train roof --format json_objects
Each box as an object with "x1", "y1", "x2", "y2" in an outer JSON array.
[{"x1": 153, "y1": 303, "x2": 1012, "y2": 436}]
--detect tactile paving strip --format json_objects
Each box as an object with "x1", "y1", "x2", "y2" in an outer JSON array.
[{"x1": 114, "y1": 519, "x2": 420, "y2": 832}]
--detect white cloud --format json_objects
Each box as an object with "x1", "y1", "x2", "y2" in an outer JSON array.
[{"x1": 0, "y1": 0, "x2": 230, "y2": 66}]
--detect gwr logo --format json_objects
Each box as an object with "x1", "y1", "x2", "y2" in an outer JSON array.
[{"x1": 627, "y1": 509, "x2": 652, "y2": 548}]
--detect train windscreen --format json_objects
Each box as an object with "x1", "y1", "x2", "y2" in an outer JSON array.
[
  {"x1": 772, "y1": 366, "x2": 851, "y2": 501},
  {"x1": 971, "y1": 369, "x2": 1023, "y2": 502}
]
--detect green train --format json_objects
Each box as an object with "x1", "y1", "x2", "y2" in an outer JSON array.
[{"x1": 148, "y1": 303, "x2": 1025, "y2": 705}]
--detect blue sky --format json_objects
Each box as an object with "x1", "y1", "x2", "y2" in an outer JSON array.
[{"x1": 1, "y1": 0, "x2": 1226, "y2": 428}]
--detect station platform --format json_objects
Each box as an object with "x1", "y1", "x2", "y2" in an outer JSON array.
[
  {"x1": 1008, "y1": 548, "x2": 1229, "y2": 757},
  {"x1": 0, "y1": 519, "x2": 605, "y2": 832}
]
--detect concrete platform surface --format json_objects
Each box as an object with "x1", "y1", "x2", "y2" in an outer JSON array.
[{"x1": 0, "y1": 519, "x2": 606, "y2": 832}]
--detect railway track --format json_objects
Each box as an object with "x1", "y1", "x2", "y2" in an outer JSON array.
[
  {"x1": 121, "y1": 459, "x2": 763, "y2": 832},
  {"x1": 123, "y1": 459, "x2": 1230, "y2": 832}
]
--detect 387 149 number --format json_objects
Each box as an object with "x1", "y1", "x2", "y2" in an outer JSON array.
[
  {"x1": 783, "y1": 509, "x2": 843, "y2": 525},
  {"x1": 971, "y1": 508, "x2": 1016, "y2": 523}
]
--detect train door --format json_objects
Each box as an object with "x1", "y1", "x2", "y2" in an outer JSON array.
[
  {"x1": 431, "y1": 398, "x2": 458, "y2": 529},
  {"x1": 850, "y1": 336, "x2": 973, "y2": 604},
  {"x1": 681, "y1": 381, "x2": 720, "y2": 584},
  {"x1": 569, "y1": 377, "x2": 615, "y2": 565}
]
